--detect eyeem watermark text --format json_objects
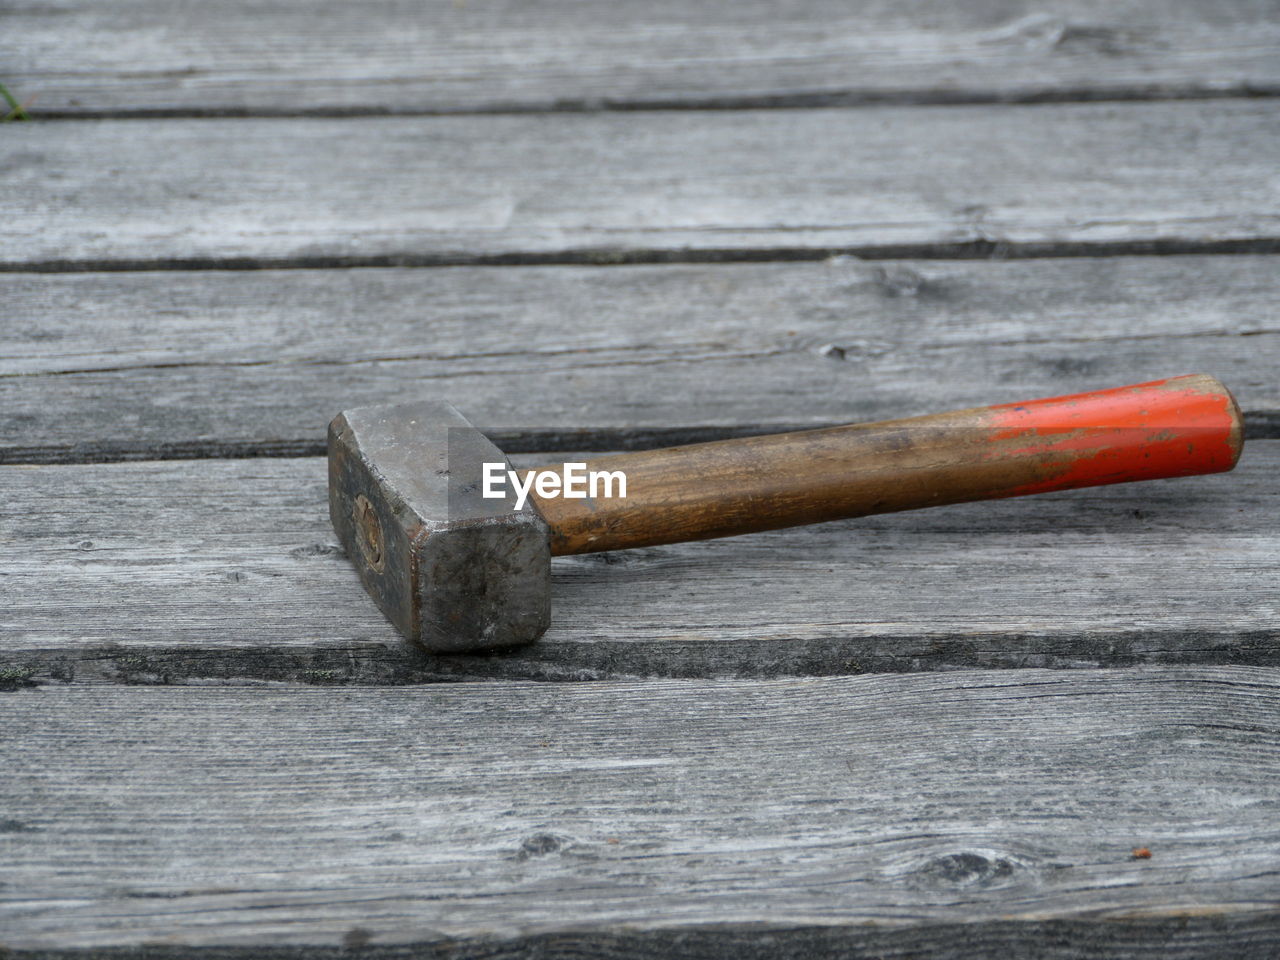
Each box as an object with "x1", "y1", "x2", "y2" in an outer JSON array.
[{"x1": 483, "y1": 463, "x2": 627, "y2": 511}]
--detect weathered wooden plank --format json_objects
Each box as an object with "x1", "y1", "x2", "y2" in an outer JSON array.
[
  {"x1": 6, "y1": 0, "x2": 1280, "y2": 115},
  {"x1": 3, "y1": 102, "x2": 1279, "y2": 269},
  {"x1": 1, "y1": 442, "x2": 1276, "y2": 682},
  {"x1": 2, "y1": 256, "x2": 1277, "y2": 462},
  {"x1": 2, "y1": 669, "x2": 1279, "y2": 954}
]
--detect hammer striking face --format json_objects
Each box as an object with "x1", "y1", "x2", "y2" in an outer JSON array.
[{"x1": 330, "y1": 374, "x2": 1243, "y2": 654}]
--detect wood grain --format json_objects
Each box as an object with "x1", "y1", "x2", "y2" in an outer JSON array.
[
  {"x1": 6, "y1": 4, "x2": 1279, "y2": 953},
  {"x1": 2, "y1": 669, "x2": 1278, "y2": 953},
  {"x1": 529, "y1": 375, "x2": 1244, "y2": 554},
  {"x1": 1, "y1": 442, "x2": 1276, "y2": 683},
  {"x1": 3, "y1": 102, "x2": 1279, "y2": 270},
  {"x1": 3, "y1": 256, "x2": 1278, "y2": 462},
  {"x1": 6, "y1": 0, "x2": 1280, "y2": 116}
]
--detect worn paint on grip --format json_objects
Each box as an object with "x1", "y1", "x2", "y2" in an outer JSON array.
[{"x1": 983, "y1": 375, "x2": 1243, "y2": 498}]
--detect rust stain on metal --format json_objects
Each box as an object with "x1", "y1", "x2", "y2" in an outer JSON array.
[{"x1": 353, "y1": 494, "x2": 386, "y2": 573}]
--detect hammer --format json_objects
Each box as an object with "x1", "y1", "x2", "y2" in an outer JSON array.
[{"x1": 329, "y1": 374, "x2": 1242, "y2": 653}]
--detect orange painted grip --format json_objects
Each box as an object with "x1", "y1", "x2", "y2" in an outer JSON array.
[{"x1": 982, "y1": 374, "x2": 1243, "y2": 497}]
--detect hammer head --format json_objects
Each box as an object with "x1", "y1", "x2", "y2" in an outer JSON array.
[{"x1": 328, "y1": 401, "x2": 550, "y2": 653}]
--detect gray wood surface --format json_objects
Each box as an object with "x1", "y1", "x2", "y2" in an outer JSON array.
[
  {"x1": 3, "y1": 256, "x2": 1278, "y2": 463},
  {"x1": 2, "y1": 442, "x2": 1276, "y2": 682},
  {"x1": 3, "y1": 668, "x2": 1279, "y2": 954},
  {"x1": 7, "y1": 0, "x2": 1280, "y2": 953},
  {"x1": 4, "y1": 102, "x2": 1279, "y2": 270},
  {"x1": 7, "y1": 0, "x2": 1280, "y2": 116}
]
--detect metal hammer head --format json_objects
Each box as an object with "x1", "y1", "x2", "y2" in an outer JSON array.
[{"x1": 328, "y1": 402, "x2": 550, "y2": 653}]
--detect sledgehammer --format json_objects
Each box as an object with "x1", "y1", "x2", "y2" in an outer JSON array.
[{"x1": 328, "y1": 374, "x2": 1242, "y2": 653}]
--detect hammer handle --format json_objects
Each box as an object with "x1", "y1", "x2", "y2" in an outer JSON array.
[{"x1": 528, "y1": 374, "x2": 1242, "y2": 556}]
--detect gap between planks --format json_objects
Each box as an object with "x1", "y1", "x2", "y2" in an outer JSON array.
[
  {"x1": 17, "y1": 84, "x2": 1280, "y2": 122},
  {"x1": 4, "y1": 236, "x2": 1280, "y2": 276},
  {"x1": 4, "y1": 413, "x2": 1279, "y2": 467}
]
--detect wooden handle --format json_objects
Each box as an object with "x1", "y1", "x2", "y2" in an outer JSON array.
[{"x1": 527, "y1": 374, "x2": 1243, "y2": 556}]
